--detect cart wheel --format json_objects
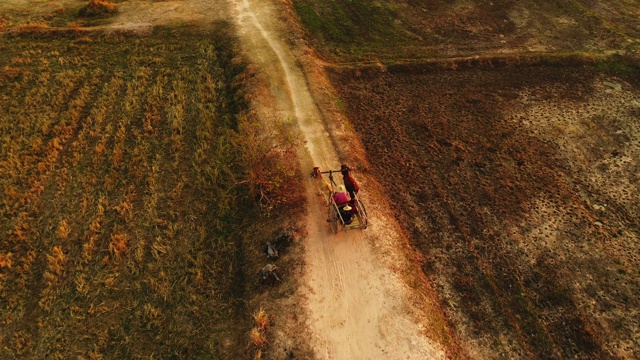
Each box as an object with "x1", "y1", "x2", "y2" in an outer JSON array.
[
  {"x1": 358, "y1": 200, "x2": 367, "y2": 216},
  {"x1": 357, "y1": 200, "x2": 368, "y2": 228},
  {"x1": 327, "y1": 205, "x2": 338, "y2": 234}
]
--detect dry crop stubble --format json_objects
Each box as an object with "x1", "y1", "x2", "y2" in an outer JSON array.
[{"x1": 0, "y1": 28, "x2": 302, "y2": 358}]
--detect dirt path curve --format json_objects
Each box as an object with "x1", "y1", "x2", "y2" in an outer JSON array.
[{"x1": 229, "y1": 0, "x2": 447, "y2": 358}]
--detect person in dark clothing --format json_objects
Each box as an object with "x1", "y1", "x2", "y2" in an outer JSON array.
[
  {"x1": 340, "y1": 164, "x2": 360, "y2": 200},
  {"x1": 339, "y1": 204, "x2": 355, "y2": 225}
]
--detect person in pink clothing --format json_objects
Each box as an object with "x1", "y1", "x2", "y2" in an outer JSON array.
[{"x1": 333, "y1": 184, "x2": 349, "y2": 205}]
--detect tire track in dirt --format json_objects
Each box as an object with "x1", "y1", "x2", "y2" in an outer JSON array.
[
  {"x1": 229, "y1": 0, "x2": 447, "y2": 358},
  {"x1": 232, "y1": 0, "x2": 336, "y2": 168}
]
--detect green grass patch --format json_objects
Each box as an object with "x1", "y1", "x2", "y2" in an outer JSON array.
[
  {"x1": 292, "y1": 0, "x2": 414, "y2": 59},
  {"x1": 292, "y1": 0, "x2": 630, "y2": 62},
  {"x1": 596, "y1": 54, "x2": 640, "y2": 75},
  {"x1": 293, "y1": 1, "x2": 399, "y2": 45}
]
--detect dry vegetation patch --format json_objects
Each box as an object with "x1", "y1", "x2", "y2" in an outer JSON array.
[{"x1": 79, "y1": 0, "x2": 118, "y2": 18}]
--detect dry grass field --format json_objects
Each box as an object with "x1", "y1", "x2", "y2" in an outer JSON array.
[{"x1": 0, "y1": 27, "x2": 301, "y2": 358}]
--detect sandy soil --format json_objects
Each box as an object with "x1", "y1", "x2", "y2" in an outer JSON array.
[{"x1": 227, "y1": 0, "x2": 449, "y2": 358}]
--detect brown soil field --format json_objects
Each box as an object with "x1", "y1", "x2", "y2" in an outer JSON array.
[
  {"x1": 327, "y1": 63, "x2": 640, "y2": 358},
  {"x1": 293, "y1": 0, "x2": 639, "y2": 62}
]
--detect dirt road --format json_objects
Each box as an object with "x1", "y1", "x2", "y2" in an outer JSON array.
[{"x1": 229, "y1": 0, "x2": 448, "y2": 358}]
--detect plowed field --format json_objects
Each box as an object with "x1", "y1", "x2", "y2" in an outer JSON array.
[
  {"x1": 293, "y1": 0, "x2": 639, "y2": 61},
  {"x1": 328, "y1": 63, "x2": 640, "y2": 358}
]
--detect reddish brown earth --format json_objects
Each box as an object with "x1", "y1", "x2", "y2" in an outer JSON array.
[{"x1": 327, "y1": 63, "x2": 640, "y2": 358}]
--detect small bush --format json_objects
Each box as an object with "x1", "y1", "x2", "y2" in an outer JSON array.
[
  {"x1": 250, "y1": 327, "x2": 267, "y2": 347},
  {"x1": 238, "y1": 117, "x2": 300, "y2": 214},
  {"x1": 253, "y1": 308, "x2": 269, "y2": 331},
  {"x1": 79, "y1": 0, "x2": 118, "y2": 17}
]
